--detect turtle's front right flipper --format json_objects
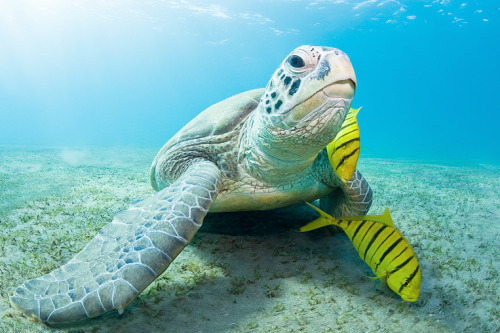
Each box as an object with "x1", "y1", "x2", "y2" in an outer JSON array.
[
  {"x1": 10, "y1": 160, "x2": 222, "y2": 325},
  {"x1": 320, "y1": 169, "x2": 372, "y2": 217}
]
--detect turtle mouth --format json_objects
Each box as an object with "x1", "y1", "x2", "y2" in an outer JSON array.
[
  {"x1": 322, "y1": 79, "x2": 356, "y2": 99},
  {"x1": 284, "y1": 79, "x2": 355, "y2": 125}
]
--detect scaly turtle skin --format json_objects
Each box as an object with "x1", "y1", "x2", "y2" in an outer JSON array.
[{"x1": 10, "y1": 46, "x2": 372, "y2": 324}]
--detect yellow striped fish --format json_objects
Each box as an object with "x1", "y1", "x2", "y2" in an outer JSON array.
[
  {"x1": 327, "y1": 107, "x2": 361, "y2": 183},
  {"x1": 301, "y1": 202, "x2": 421, "y2": 302}
]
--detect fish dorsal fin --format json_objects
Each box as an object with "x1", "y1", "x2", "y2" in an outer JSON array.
[
  {"x1": 300, "y1": 203, "x2": 394, "y2": 231},
  {"x1": 342, "y1": 208, "x2": 395, "y2": 228},
  {"x1": 327, "y1": 107, "x2": 362, "y2": 183}
]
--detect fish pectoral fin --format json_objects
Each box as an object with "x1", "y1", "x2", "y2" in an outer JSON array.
[{"x1": 368, "y1": 272, "x2": 388, "y2": 281}]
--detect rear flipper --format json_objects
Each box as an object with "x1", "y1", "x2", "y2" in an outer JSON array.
[
  {"x1": 10, "y1": 160, "x2": 222, "y2": 325},
  {"x1": 320, "y1": 169, "x2": 372, "y2": 217}
]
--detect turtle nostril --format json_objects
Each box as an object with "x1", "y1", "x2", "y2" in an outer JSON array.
[{"x1": 333, "y1": 49, "x2": 347, "y2": 57}]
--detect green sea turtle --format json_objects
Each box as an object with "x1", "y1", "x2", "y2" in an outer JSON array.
[{"x1": 10, "y1": 45, "x2": 372, "y2": 324}]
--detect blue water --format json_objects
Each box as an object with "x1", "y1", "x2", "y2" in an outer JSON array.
[{"x1": 0, "y1": 1, "x2": 498, "y2": 164}]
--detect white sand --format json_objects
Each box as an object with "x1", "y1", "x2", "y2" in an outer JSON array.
[{"x1": 0, "y1": 146, "x2": 498, "y2": 332}]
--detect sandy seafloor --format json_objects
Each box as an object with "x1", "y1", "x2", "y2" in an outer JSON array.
[{"x1": 0, "y1": 146, "x2": 498, "y2": 333}]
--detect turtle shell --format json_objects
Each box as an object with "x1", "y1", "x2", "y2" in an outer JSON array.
[{"x1": 150, "y1": 88, "x2": 264, "y2": 189}]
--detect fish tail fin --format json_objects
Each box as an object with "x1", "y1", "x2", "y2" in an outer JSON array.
[
  {"x1": 299, "y1": 216, "x2": 334, "y2": 232},
  {"x1": 300, "y1": 202, "x2": 340, "y2": 232},
  {"x1": 303, "y1": 201, "x2": 334, "y2": 219}
]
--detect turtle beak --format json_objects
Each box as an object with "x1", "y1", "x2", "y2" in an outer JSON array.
[
  {"x1": 322, "y1": 79, "x2": 356, "y2": 99},
  {"x1": 323, "y1": 50, "x2": 357, "y2": 94},
  {"x1": 288, "y1": 48, "x2": 356, "y2": 108}
]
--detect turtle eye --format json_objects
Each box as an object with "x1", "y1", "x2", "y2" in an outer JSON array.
[
  {"x1": 288, "y1": 55, "x2": 305, "y2": 68},
  {"x1": 284, "y1": 47, "x2": 318, "y2": 74}
]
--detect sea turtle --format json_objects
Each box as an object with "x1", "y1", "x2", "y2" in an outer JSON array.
[{"x1": 10, "y1": 45, "x2": 372, "y2": 324}]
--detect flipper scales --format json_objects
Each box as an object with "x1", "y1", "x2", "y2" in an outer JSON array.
[{"x1": 10, "y1": 161, "x2": 222, "y2": 324}]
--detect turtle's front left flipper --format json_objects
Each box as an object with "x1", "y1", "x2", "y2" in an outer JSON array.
[{"x1": 10, "y1": 160, "x2": 221, "y2": 325}]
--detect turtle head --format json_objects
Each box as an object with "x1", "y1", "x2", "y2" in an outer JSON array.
[{"x1": 253, "y1": 45, "x2": 356, "y2": 161}]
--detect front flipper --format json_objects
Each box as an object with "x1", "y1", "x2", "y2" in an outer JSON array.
[
  {"x1": 10, "y1": 160, "x2": 222, "y2": 325},
  {"x1": 320, "y1": 169, "x2": 372, "y2": 217}
]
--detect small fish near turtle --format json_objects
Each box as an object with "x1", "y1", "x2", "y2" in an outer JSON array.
[
  {"x1": 300, "y1": 203, "x2": 421, "y2": 302},
  {"x1": 302, "y1": 106, "x2": 422, "y2": 302},
  {"x1": 12, "y1": 45, "x2": 382, "y2": 325}
]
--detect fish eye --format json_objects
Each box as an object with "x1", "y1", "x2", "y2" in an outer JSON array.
[
  {"x1": 404, "y1": 280, "x2": 410, "y2": 287},
  {"x1": 288, "y1": 55, "x2": 305, "y2": 68}
]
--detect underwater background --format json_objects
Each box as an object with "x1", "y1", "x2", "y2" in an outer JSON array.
[
  {"x1": 0, "y1": 1, "x2": 499, "y2": 333},
  {"x1": 1, "y1": 0, "x2": 499, "y2": 164}
]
